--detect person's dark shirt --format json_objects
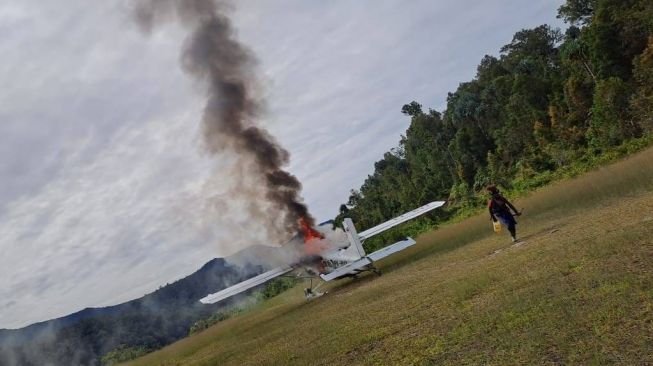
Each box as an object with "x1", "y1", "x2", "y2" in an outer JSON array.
[{"x1": 488, "y1": 194, "x2": 518, "y2": 221}]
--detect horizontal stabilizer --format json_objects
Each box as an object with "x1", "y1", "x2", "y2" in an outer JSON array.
[
  {"x1": 199, "y1": 266, "x2": 294, "y2": 304},
  {"x1": 367, "y1": 237, "x2": 416, "y2": 262},
  {"x1": 358, "y1": 201, "x2": 445, "y2": 240},
  {"x1": 319, "y1": 257, "x2": 373, "y2": 282}
]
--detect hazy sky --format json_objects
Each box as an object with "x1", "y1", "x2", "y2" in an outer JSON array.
[{"x1": 0, "y1": 0, "x2": 564, "y2": 328}]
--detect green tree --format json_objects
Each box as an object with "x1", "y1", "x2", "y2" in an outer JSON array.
[
  {"x1": 588, "y1": 77, "x2": 637, "y2": 148},
  {"x1": 631, "y1": 36, "x2": 653, "y2": 131},
  {"x1": 402, "y1": 106, "x2": 456, "y2": 203},
  {"x1": 558, "y1": 0, "x2": 597, "y2": 25}
]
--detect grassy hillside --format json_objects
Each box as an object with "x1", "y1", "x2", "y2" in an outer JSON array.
[{"x1": 128, "y1": 147, "x2": 653, "y2": 365}]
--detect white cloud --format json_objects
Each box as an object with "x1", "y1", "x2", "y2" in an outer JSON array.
[{"x1": 0, "y1": 0, "x2": 564, "y2": 328}]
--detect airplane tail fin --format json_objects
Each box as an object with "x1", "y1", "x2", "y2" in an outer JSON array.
[{"x1": 342, "y1": 218, "x2": 366, "y2": 258}]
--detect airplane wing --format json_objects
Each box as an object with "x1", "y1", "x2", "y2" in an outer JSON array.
[
  {"x1": 357, "y1": 201, "x2": 445, "y2": 241},
  {"x1": 199, "y1": 265, "x2": 294, "y2": 304}
]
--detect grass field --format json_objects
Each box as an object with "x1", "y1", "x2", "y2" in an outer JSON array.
[{"x1": 127, "y1": 148, "x2": 653, "y2": 365}]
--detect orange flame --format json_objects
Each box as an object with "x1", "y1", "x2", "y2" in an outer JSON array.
[
  {"x1": 300, "y1": 217, "x2": 324, "y2": 242},
  {"x1": 299, "y1": 217, "x2": 325, "y2": 255}
]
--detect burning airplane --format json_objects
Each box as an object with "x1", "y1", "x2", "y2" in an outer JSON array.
[{"x1": 200, "y1": 201, "x2": 445, "y2": 303}]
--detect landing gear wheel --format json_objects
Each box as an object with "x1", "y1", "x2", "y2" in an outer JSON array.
[
  {"x1": 304, "y1": 280, "x2": 326, "y2": 300},
  {"x1": 373, "y1": 268, "x2": 382, "y2": 276}
]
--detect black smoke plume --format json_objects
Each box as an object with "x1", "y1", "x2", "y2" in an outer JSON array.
[{"x1": 132, "y1": 0, "x2": 313, "y2": 237}]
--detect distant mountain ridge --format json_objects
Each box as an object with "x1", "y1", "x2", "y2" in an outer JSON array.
[{"x1": 0, "y1": 245, "x2": 284, "y2": 366}]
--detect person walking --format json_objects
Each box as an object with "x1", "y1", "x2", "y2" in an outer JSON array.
[{"x1": 487, "y1": 185, "x2": 521, "y2": 242}]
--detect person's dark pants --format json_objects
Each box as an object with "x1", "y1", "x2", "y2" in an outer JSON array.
[{"x1": 497, "y1": 212, "x2": 517, "y2": 238}]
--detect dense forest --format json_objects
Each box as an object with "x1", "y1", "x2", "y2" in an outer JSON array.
[{"x1": 336, "y1": 0, "x2": 653, "y2": 249}]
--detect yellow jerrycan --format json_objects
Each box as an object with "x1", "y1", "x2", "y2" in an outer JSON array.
[{"x1": 493, "y1": 220, "x2": 502, "y2": 233}]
